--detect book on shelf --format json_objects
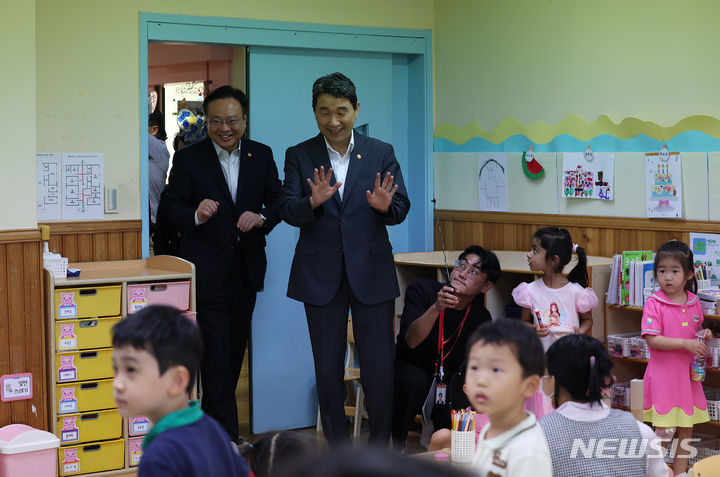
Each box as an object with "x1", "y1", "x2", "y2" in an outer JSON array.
[{"x1": 620, "y1": 251, "x2": 653, "y2": 306}]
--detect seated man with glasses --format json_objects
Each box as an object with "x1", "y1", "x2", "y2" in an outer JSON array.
[{"x1": 391, "y1": 245, "x2": 501, "y2": 451}]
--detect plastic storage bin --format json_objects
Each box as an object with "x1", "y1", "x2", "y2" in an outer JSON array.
[
  {"x1": 0, "y1": 424, "x2": 60, "y2": 477},
  {"x1": 55, "y1": 410, "x2": 122, "y2": 445},
  {"x1": 54, "y1": 285, "x2": 121, "y2": 320},
  {"x1": 55, "y1": 349, "x2": 113, "y2": 383},
  {"x1": 54, "y1": 316, "x2": 121, "y2": 351},
  {"x1": 56, "y1": 379, "x2": 115, "y2": 415},
  {"x1": 126, "y1": 281, "x2": 191, "y2": 313},
  {"x1": 58, "y1": 438, "x2": 124, "y2": 476}
]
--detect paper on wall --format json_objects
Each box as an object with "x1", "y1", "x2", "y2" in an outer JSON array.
[
  {"x1": 478, "y1": 153, "x2": 508, "y2": 211},
  {"x1": 62, "y1": 153, "x2": 104, "y2": 220},
  {"x1": 37, "y1": 153, "x2": 62, "y2": 221},
  {"x1": 645, "y1": 152, "x2": 682, "y2": 218},
  {"x1": 561, "y1": 152, "x2": 614, "y2": 200}
]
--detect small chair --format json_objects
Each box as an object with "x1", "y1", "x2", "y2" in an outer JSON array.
[
  {"x1": 316, "y1": 316, "x2": 367, "y2": 438},
  {"x1": 690, "y1": 453, "x2": 720, "y2": 476}
]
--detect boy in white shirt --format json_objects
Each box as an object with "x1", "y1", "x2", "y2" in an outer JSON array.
[{"x1": 465, "y1": 319, "x2": 552, "y2": 476}]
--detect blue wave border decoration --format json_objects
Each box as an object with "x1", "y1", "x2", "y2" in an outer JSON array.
[{"x1": 433, "y1": 131, "x2": 720, "y2": 153}]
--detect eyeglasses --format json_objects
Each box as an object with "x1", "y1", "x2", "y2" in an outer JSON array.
[
  {"x1": 209, "y1": 118, "x2": 243, "y2": 128},
  {"x1": 454, "y1": 260, "x2": 483, "y2": 279}
]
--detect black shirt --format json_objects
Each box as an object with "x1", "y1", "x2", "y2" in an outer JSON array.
[{"x1": 395, "y1": 279, "x2": 492, "y2": 377}]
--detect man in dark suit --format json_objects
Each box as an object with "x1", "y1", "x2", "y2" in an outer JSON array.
[
  {"x1": 159, "y1": 85, "x2": 282, "y2": 443},
  {"x1": 279, "y1": 73, "x2": 410, "y2": 446}
]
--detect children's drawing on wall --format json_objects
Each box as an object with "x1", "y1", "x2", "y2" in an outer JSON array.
[
  {"x1": 645, "y1": 149, "x2": 682, "y2": 218},
  {"x1": 561, "y1": 151, "x2": 614, "y2": 200},
  {"x1": 478, "y1": 153, "x2": 508, "y2": 211}
]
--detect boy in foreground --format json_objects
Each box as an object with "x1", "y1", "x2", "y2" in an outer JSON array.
[
  {"x1": 112, "y1": 305, "x2": 249, "y2": 477},
  {"x1": 466, "y1": 319, "x2": 551, "y2": 476}
]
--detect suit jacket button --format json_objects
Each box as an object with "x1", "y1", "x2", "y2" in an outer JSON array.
[{"x1": 336, "y1": 246, "x2": 343, "y2": 252}]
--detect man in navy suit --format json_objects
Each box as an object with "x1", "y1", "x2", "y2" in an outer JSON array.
[
  {"x1": 159, "y1": 86, "x2": 282, "y2": 443},
  {"x1": 279, "y1": 73, "x2": 410, "y2": 445}
]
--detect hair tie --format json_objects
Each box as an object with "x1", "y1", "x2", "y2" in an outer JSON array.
[{"x1": 572, "y1": 243, "x2": 578, "y2": 253}]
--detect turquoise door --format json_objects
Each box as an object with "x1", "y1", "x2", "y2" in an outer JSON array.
[{"x1": 248, "y1": 47, "x2": 411, "y2": 432}]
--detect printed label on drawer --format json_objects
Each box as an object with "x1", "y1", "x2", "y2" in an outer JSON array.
[
  {"x1": 63, "y1": 448, "x2": 80, "y2": 474},
  {"x1": 58, "y1": 292, "x2": 78, "y2": 318},
  {"x1": 57, "y1": 323, "x2": 78, "y2": 350},
  {"x1": 129, "y1": 289, "x2": 148, "y2": 312},
  {"x1": 130, "y1": 439, "x2": 143, "y2": 466},
  {"x1": 58, "y1": 387, "x2": 78, "y2": 413},
  {"x1": 58, "y1": 356, "x2": 77, "y2": 382},
  {"x1": 132, "y1": 416, "x2": 151, "y2": 434},
  {"x1": 60, "y1": 416, "x2": 79, "y2": 443}
]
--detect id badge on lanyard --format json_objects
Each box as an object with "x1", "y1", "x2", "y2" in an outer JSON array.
[{"x1": 435, "y1": 306, "x2": 471, "y2": 404}]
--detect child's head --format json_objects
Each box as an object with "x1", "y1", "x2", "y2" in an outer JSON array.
[
  {"x1": 546, "y1": 334, "x2": 613, "y2": 408},
  {"x1": 450, "y1": 245, "x2": 501, "y2": 296},
  {"x1": 111, "y1": 305, "x2": 203, "y2": 421},
  {"x1": 654, "y1": 239, "x2": 697, "y2": 295},
  {"x1": 464, "y1": 319, "x2": 545, "y2": 417},
  {"x1": 528, "y1": 227, "x2": 588, "y2": 287},
  {"x1": 243, "y1": 431, "x2": 312, "y2": 477}
]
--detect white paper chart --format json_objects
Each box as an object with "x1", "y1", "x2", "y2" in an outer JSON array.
[
  {"x1": 36, "y1": 153, "x2": 62, "y2": 221},
  {"x1": 62, "y1": 153, "x2": 104, "y2": 220}
]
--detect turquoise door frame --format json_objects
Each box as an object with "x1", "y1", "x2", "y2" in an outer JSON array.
[{"x1": 139, "y1": 13, "x2": 432, "y2": 257}]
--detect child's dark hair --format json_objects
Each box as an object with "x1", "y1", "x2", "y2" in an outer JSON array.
[
  {"x1": 654, "y1": 239, "x2": 697, "y2": 293},
  {"x1": 546, "y1": 334, "x2": 614, "y2": 407},
  {"x1": 466, "y1": 319, "x2": 545, "y2": 378},
  {"x1": 112, "y1": 305, "x2": 203, "y2": 394},
  {"x1": 459, "y1": 245, "x2": 502, "y2": 284},
  {"x1": 243, "y1": 431, "x2": 312, "y2": 477},
  {"x1": 533, "y1": 227, "x2": 588, "y2": 287}
]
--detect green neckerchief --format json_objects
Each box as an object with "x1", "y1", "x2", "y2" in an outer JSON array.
[{"x1": 142, "y1": 400, "x2": 203, "y2": 450}]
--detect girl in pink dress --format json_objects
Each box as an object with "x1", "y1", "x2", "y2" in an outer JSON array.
[
  {"x1": 512, "y1": 227, "x2": 598, "y2": 351},
  {"x1": 642, "y1": 240, "x2": 712, "y2": 477}
]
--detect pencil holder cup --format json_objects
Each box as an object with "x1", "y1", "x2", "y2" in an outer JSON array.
[{"x1": 451, "y1": 430, "x2": 475, "y2": 463}]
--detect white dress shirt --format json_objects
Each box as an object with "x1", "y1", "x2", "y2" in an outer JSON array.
[
  {"x1": 323, "y1": 131, "x2": 354, "y2": 200},
  {"x1": 194, "y1": 140, "x2": 241, "y2": 225}
]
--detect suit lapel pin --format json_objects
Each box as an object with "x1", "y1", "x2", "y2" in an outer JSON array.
[
  {"x1": 356, "y1": 154, "x2": 361, "y2": 159},
  {"x1": 247, "y1": 153, "x2": 252, "y2": 157}
]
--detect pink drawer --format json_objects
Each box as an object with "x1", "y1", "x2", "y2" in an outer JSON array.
[
  {"x1": 182, "y1": 311, "x2": 196, "y2": 325},
  {"x1": 128, "y1": 437, "x2": 143, "y2": 467},
  {"x1": 127, "y1": 281, "x2": 190, "y2": 313},
  {"x1": 127, "y1": 416, "x2": 152, "y2": 437}
]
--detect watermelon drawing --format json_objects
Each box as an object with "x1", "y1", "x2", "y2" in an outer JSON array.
[{"x1": 522, "y1": 151, "x2": 545, "y2": 179}]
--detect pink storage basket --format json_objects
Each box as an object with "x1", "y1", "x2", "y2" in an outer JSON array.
[{"x1": 127, "y1": 281, "x2": 190, "y2": 313}]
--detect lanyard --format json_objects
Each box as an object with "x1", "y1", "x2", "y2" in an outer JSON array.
[{"x1": 436, "y1": 305, "x2": 471, "y2": 380}]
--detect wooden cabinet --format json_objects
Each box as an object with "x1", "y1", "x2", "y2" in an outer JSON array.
[
  {"x1": 394, "y1": 251, "x2": 613, "y2": 339},
  {"x1": 45, "y1": 256, "x2": 195, "y2": 476}
]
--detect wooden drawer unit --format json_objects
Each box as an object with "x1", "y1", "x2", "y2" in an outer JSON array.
[
  {"x1": 58, "y1": 439, "x2": 125, "y2": 476},
  {"x1": 56, "y1": 379, "x2": 115, "y2": 415},
  {"x1": 56, "y1": 409, "x2": 122, "y2": 446},
  {"x1": 127, "y1": 280, "x2": 190, "y2": 313},
  {"x1": 55, "y1": 349, "x2": 113, "y2": 384}
]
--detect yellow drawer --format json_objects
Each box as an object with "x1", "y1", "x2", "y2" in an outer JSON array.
[
  {"x1": 56, "y1": 409, "x2": 122, "y2": 445},
  {"x1": 59, "y1": 438, "x2": 124, "y2": 476},
  {"x1": 55, "y1": 349, "x2": 113, "y2": 383},
  {"x1": 54, "y1": 316, "x2": 120, "y2": 351},
  {"x1": 56, "y1": 379, "x2": 115, "y2": 414},
  {"x1": 54, "y1": 285, "x2": 121, "y2": 320}
]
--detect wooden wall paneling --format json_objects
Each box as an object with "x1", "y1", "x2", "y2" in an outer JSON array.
[
  {"x1": 436, "y1": 211, "x2": 720, "y2": 258},
  {"x1": 107, "y1": 232, "x2": 124, "y2": 260},
  {"x1": 39, "y1": 220, "x2": 142, "y2": 262},
  {"x1": 0, "y1": 231, "x2": 46, "y2": 430}
]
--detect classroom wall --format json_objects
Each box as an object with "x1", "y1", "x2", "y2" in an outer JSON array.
[
  {"x1": 22, "y1": 0, "x2": 433, "y2": 227},
  {"x1": 433, "y1": 0, "x2": 720, "y2": 215},
  {"x1": 2, "y1": 2, "x2": 37, "y2": 230}
]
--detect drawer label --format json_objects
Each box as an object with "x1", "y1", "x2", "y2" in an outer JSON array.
[
  {"x1": 58, "y1": 387, "x2": 78, "y2": 414},
  {"x1": 62, "y1": 448, "x2": 80, "y2": 474},
  {"x1": 58, "y1": 356, "x2": 77, "y2": 382},
  {"x1": 129, "y1": 288, "x2": 148, "y2": 312},
  {"x1": 58, "y1": 292, "x2": 78, "y2": 318},
  {"x1": 60, "y1": 416, "x2": 79, "y2": 443},
  {"x1": 130, "y1": 438, "x2": 143, "y2": 466},
  {"x1": 132, "y1": 416, "x2": 151, "y2": 435},
  {"x1": 58, "y1": 323, "x2": 78, "y2": 350}
]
